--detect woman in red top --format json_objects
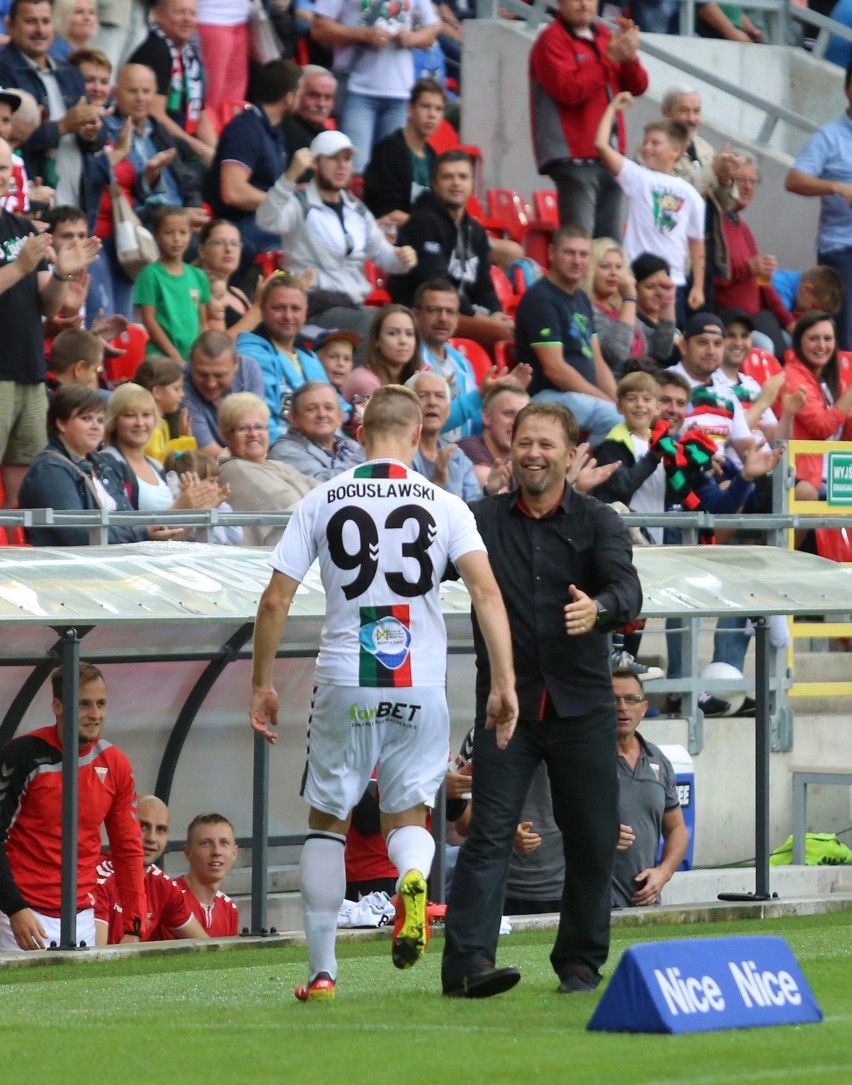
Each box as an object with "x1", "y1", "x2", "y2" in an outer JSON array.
[{"x1": 784, "y1": 311, "x2": 852, "y2": 500}]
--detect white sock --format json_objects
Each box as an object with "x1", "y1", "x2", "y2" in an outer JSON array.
[
  {"x1": 386, "y1": 824, "x2": 436, "y2": 893},
  {"x1": 300, "y1": 831, "x2": 346, "y2": 981}
]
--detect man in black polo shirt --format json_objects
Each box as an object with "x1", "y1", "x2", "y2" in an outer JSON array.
[
  {"x1": 282, "y1": 65, "x2": 336, "y2": 155},
  {"x1": 515, "y1": 224, "x2": 621, "y2": 445},
  {"x1": 206, "y1": 59, "x2": 301, "y2": 273},
  {"x1": 441, "y1": 400, "x2": 641, "y2": 999},
  {"x1": 0, "y1": 137, "x2": 100, "y2": 507}
]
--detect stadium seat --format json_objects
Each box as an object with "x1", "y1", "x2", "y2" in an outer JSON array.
[
  {"x1": 465, "y1": 194, "x2": 504, "y2": 238},
  {"x1": 219, "y1": 100, "x2": 250, "y2": 130},
  {"x1": 427, "y1": 118, "x2": 459, "y2": 154},
  {"x1": 363, "y1": 260, "x2": 391, "y2": 307},
  {"x1": 104, "y1": 324, "x2": 148, "y2": 388},
  {"x1": 254, "y1": 250, "x2": 284, "y2": 278},
  {"x1": 486, "y1": 188, "x2": 534, "y2": 244},
  {"x1": 740, "y1": 348, "x2": 782, "y2": 386},
  {"x1": 494, "y1": 340, "x2": 517, "y2": 371},
  {"x1": 490, "y1": 264, "x2": 521, "y2": 317},
  {"x1": 448, "y1": 337, "x2": 492, "y2": 383},
  {"x1": 532, "y1": 189, "x2": 559, "y2": 227},
  {"x1": 815, "y1": 526, "x2": 852, "y2": 564},
  {"x1": 349, "y1": 175, "x2": 365, "y2": 202},
  {"x1": 522, "y1": 224, "x2": 554, "y2": 269}
]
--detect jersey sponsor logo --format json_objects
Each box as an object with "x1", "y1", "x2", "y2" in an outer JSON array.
[
  {"x1": 359, "y1": 605, "x2": 412, "y2": 687},
  {"x1": 348, "y1": 700, "x2": 421, "y2": 728}
]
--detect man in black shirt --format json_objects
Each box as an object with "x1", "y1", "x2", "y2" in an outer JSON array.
[
  {"x1": 282, "y1": 65, "x2": 336, "y2": 155},
  {"x1": 441, "y1": 399, "x2": 642, "y2": 999}
]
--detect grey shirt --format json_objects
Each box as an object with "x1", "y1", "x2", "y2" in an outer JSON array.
[
  {"x1": 267, "y1": 428, "x2": 364, "y2": 480},
  {"x1": 612, "y1": 734, "x2": 679, "y2": 908}
]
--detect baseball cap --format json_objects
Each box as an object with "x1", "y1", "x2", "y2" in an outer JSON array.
[
  {"x1": 310, "y1": 130, "x2": 356, "y2": 158},
  {"x1": 683, "y1": 312, "x2": 726, "y2": 339},
  {"x1": 718, "y1": 308, "x2": 755, "y2": 333},
  {"x1": 0, "y1": 87, "x2": 22, "y2": 113},
  {"x1": 313, "y1": 328, "x2": 361, "y2": 351}
]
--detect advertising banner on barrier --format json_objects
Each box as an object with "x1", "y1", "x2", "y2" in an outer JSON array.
[{"x1": 588, "y1": 936, "x2": 822, "y2": 1034}]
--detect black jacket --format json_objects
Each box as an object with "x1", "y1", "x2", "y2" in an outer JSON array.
[
  {"x1": 388, "y1": 189, "x2": 501, "y2": 316},
  {"x1": 364, "y1": 128, "x2": 436, "y2": 219}
]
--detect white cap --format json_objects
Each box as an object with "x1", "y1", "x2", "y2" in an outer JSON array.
[
  {"x1": 309, "y1": 130, "x2": 356, "y2": 158},
  {"x1": 0, "y1": 88, "x2": 22, "y2": 113}
]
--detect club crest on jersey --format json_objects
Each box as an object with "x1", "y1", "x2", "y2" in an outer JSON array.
[
  {"x1": 95, "y1": 766, "x2": 108, "y2": 782},
  {"x1": 358, "y1": 605, "x2": 413, "y2": 687}
]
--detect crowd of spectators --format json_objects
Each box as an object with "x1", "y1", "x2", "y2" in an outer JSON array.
[{"x1": 0, "y1": 0, "x2": 846, "y2": 620}]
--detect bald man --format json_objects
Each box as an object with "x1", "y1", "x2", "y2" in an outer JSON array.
[{"x1": 95, "y1": 795, "x2": 207, "y2": 944}]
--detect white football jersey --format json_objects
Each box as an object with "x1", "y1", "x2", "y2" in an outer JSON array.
[{"x1": 269, "y1": 458, "x2": 485, "y2": 688}]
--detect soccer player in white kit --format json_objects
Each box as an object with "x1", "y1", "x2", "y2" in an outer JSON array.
[{"x1": 250, "y1": 385, "x2": 517, "y2": 1001}]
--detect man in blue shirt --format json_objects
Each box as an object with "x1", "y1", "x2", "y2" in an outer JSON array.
[
  {"x1": 182, "y1": 330, "x2": 265, "y2": 456},
  {"x1": 206, "y1": 58, "x2": 302, "y2": 271},
  {"x1": 786, "y1": 61, "x2": 852, "y2": 351}
]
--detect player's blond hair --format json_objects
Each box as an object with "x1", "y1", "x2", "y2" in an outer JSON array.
[{"x1": 362, "y1": 385, "x2": 421, "y2": 441}]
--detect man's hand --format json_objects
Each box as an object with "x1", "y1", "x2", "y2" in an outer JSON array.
[
  {"x1": 394, "y1": 244, "x2": 417, "y2": 270},
  {"x1": 445, "y1": 760, "x2": 472, "y2": 799},
  {"x1": 147, "y1": 525, "x2": 184, "y2": 541},
  {"x1": 488, "y1": 310, "x2": 513, "y2": 327},
  {"x1": 741, "y1": 443, "x2": 783, "y2": 481},
  {"x1": 59, "y1": 96, "x2": 101, "y2": 136},
  {"x1": 111, "y1": 117, "x2": 134, "y2": 162},
  {"x1": 145, "y1": 148, "x2": 177, "y2": 183},
  {"x1": 607, "y1": 20, "x2": 640, "y2": 63},
  {"x1": 483, "y1": 458, "x2": 512, "y2": 496},
  {"x1": 188, "y1": 207, "x2": 211, "y2": 230},
  {"x1": 251, "y1": 686, "x2": 280, "y2": 744},
  {"x1": 713, "y1": 145, "x2": 745, "y2": 186},
  {"x1": 285, "y1": 147, "x2": 314, "y2": 183},
  {"x1": 564, "y1": 584, "x2": 598, "y2": 636},
  {"x1": 513, "y1": 821, "x2": 542, "y2": 853},
  {"x1": 10, "y1": 908, "x2": 47, "y2": 950},
  {"x1": 91, "y1": 309, "x2": 128, "y2": 341},
  {"x1": 433, "y1": 443, "x2": 457, "y2": 487},
  {"x1": 15, "y1": 232, "x2": 52, "y2": 276},
  {"x1": 781, "y1": 386, "x2": 807, "y2": 418},
  {"x1": 567, "y1": 441, "x2": 621, "y2": 493},
  {"x1": 55, "y1": 236, "x2": 101, "y2": 278},
  {"x1": 631, "y1": 866, "x2": 668, "y2": 906},
  {"x1": 363, "y1": 24, "x2": 393, "y2": 48},
  {"x1": 687, "y1": 284, "x2": 705, "y2": 311},
  {"x1": 754, "y1": 370, "x2": 786, "y2": 410},
  {"x1": 484, "y1": 685, "x2": 519, "y2": 749},
  {"x1": 747, "y1": 253, "x2": 778, "y2": 280},
  {"x1": 617, "y1": 823, "x2": 636, "y2": 851}
]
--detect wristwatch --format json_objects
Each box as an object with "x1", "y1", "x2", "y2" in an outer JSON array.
[
  {"x1": 594, "y1": 599, "x2": 608, "y2": 625},
  {"x1": 52, "y1": 268, "x2": 74, "y2": 282}
]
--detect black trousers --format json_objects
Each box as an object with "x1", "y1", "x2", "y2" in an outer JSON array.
[{"x1": 441, "y1": 702, "x2": 619, "y2": 987}]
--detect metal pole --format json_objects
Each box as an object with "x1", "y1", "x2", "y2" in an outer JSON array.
[
  {"x1": 59, "y1": 629, "x2": 80, "y2": 949},
  {"x1": 754, "y1": 616, "x2": 772, "y2": 899},
  {"x1": 249, "y1": 731, "x2": 270, "y2": 934}
]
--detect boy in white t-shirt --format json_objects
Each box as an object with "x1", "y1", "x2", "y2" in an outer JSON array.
[{"x1": 595, "y1": 92, "x2": 706, "y2": 315}]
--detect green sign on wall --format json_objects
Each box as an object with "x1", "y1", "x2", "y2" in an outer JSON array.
[{"x1": 827, "y1": 452, "x2": 852, "y2": 506}]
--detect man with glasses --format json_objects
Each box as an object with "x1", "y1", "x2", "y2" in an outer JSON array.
[
  {"x1": 712, "y1": 151, "x2": 795, "y2": 358},
  {"x1": 269, "y1": 380, "x2": 364, "y2": 479},
  {"x1": 612, "y1": 667, "x2": 688, "y2": 908}
]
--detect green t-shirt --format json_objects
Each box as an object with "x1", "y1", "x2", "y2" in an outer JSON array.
[{"x1": 133, "y1": 261, "x2": 210, "y2": 361}]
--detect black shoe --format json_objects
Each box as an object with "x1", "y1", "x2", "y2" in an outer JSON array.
[
  {"x1": 737, "y1": 696, "x2": 757, "y2": 717},
  {"x1": 557, "y1": 969, "x2": 602, "y2": 994},
  {"x1": 443, "y1": 964, "x2": 521, "y2": 999},
  {"x1": 698, "y1": 692, "x2": 731, "y2": 717},
  {"x1": 665, "y1": 693, "x2": 682, "y2": 715}
]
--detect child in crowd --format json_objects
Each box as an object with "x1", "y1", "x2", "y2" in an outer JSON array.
[
  {"x1": 134, "y1": 205, "x2": 209, "y2": 363},
  {"x1": 48, "y1": 328, "x2": 106, "y2": 396},
  {"x1": 205, "y1": 275, "x2": 230, "y2": 332},
  {"x1": 163, "y1": 448, "x2": 242, "y2": 545},
  {"x1": 134, "y1": 355, "x2": 197, "y2": 462},
  {"x1": 595, "y1": 92, "x2": 706, "y2": 320},
  {"x1": 314, "y1": 328, "x2": 359, "y2": 395}
]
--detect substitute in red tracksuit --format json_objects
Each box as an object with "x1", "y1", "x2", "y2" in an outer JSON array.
[
  {"x1": 95, "y1": 860, "x2": 204, "y2": 944},
  {"x1": 0, "y1": 663, "x2": 145, "y2": 951},
  {"x1": 529, "y1": 0, "x2": 649, "y2": 238}
]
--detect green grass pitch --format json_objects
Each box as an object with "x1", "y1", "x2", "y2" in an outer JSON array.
[{"x1": 2, "y1": 913, "x2": 850, "y2": 1085}]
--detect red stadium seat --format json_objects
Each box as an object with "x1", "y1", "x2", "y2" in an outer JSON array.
[
  {"x1": 104, "y1": 324, "x2": 149, "y2": 388},
  {"x1": 489, "y1": 265, "x2": 521, "y2": 317},
  {"x1": 486, "y1": 188, "x2": 534, "y2": 244},
  {"x1": 740, "y1": 348, "x2": 782, "y2": 386},
  {"x1": 349, "y1": 175, "x2": 365, "y2": 202},
  {"x1": 219, "y1": 99, "x2": 250, "y2": 130},
  {"x1": 427, "y1": 118, "x2": 459, "y2": 154},
  {"x1": 493, "y1": 340, "x2": 517, "y2": 371},
  {"x1": 532, "y1": 189, "x2": 559, "y2": 227},
  {"x1": 815, "y1": 526, "x2": 852, "y2": 564},
  {"x1": 448, "y1": 337, "x2": 493, "y2": 384},
  {"x1": 254, "y1": 250, "x2": 284, "y2": 278},
  {"x1": 363, "y1": 260, "x2": 391, "y2": 307}
]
